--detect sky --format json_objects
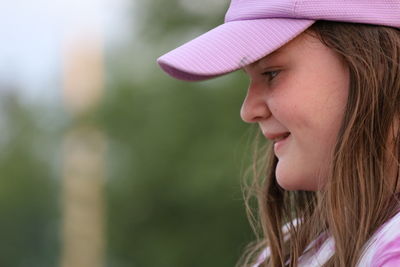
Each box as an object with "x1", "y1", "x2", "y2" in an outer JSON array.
[{"x1": 0, "y1": 0, "x2": 131, "y2": 103}]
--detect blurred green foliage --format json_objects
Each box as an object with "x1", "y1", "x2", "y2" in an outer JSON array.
[
  {"x1": 0, "y1": 0, "x2": 257, "y2": 266},
  {"x1": 99, "y1": 75, "x2": 253, "y2": 267},
  {"x1": 0, "y1": 93, "x2": 60, "y2": 267},
  {"x1": 99, "y1": 0, "x2": 256, "y2": 265},
  {"x1": 137, "y1": 0, "x2": 229, "y2": 42}
]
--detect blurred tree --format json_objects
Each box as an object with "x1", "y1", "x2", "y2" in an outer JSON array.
[
  {"x1": 0, "y1": 92, "x2": 60, "y2": 267},
  {"x1": 136, "y1": 0, "x2": 229, "y2": 42},
  {"x1": 100, "y1": 0, "x2": 257, "y2": 264},
  {"x1": 0, "y1": 1, "x2": 258, "y2": 267},
  {"x1": 0, "y1": 1, "x2": 257, "y2": 267},
  {"x1": 100, "y1": 75, "x2": 255, "y2": 267}
]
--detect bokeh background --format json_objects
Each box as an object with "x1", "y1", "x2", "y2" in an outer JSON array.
[{"x1": 0, "y1": 0, "x2": 257, "y2": 266}]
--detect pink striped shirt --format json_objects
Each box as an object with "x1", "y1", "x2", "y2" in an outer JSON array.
[{"x1": 254, "y1": 211, "x2": 400, "y2": 266}]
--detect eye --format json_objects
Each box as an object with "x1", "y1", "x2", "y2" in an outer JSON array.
[{"x1": 262, "y1": 70, "x2": 280, "y2": 82}]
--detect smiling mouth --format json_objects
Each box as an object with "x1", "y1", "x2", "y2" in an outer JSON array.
[
  {"x1": 273, "y1": 133, "x2": 291, "y2": 143},
  {"x1": 273, "y1": 133, "x2": 291, "y2": 155}
]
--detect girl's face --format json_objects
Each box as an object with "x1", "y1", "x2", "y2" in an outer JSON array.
[{"x1": 241, "y1": 32, "x2": 349, "y2": 191}]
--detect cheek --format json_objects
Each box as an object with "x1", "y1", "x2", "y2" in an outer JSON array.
[
  {"x1": 269, "y1": 86, "x2": 313, "y2": 131},
  {"x1": 272, "y1": 77, "x2": 348, "y2": 191},
  {"x1": 296, "y1": 86, "x2": 347, "y2": 168},
  {"x1": 289, "y1": 73, "x2": 348, "y2": 139},
  {"x1": 268, "y1": 77, "x2": 303, "y2": 118},
  {"x1": 314, "y1": 77, "x2": 349, "y2": 145}
]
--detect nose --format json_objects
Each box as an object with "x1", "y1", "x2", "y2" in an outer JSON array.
[{"x1": 240, "y1": 84, "x2": 271, "y2": 123}]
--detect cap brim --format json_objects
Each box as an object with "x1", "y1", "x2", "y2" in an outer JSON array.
[{"x1": 157, "y1": 18, "x2": 315, "y2": 81}]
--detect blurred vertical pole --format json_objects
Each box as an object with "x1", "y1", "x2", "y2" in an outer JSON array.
[{"x1": 60, "y1": 32, "x2": 106, "y2": 267}]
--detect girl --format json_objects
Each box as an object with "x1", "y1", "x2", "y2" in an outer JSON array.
[{"x1": 157, "y1": 0, "x2": 400, "y2": 266}]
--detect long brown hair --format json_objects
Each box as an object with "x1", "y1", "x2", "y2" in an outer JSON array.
[{"x1": 238, "y1": 21, "x2": 400, "y2": 267}]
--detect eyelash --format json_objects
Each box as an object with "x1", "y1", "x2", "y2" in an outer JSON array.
[{"x1": 262, "y1": 70, "x2": 280, "y2": 81}]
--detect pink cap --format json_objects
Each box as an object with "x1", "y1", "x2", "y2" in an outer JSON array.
[{"x1": 157, "y1": 0, "x2": 400, "y2": 81}]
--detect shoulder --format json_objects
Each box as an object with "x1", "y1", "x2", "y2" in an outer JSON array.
[
  {"x1": 371, "y1": 236, "x2": 400, "y2": 267},
  {"x1": 251, "y1": 219, "x2": 300, "y2": 267},
  {"x1": 359, "y1": 210, "x2": 400, "y2": 267}
]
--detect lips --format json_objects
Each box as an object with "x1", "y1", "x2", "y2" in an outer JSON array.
[
  {"x1": 263, "y1": 132, "x2": 291, "y2": 142},
  {"x1": 267, "y1": 132, "x2": 291, "y2": 156},
  {"x1": 274, "y1": 133, "x2": 290, "y2": 142}
]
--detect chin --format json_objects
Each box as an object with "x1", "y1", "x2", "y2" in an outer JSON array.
[
  {"x1": 275, "y1": 169, "x2": 316, "y2": 191},
  {"x1": 276, "y1": 178, "x2": 301, "y2": 191},
  {"x1": 275, "y1": 164, "x2": 297, "y2": 190}
]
